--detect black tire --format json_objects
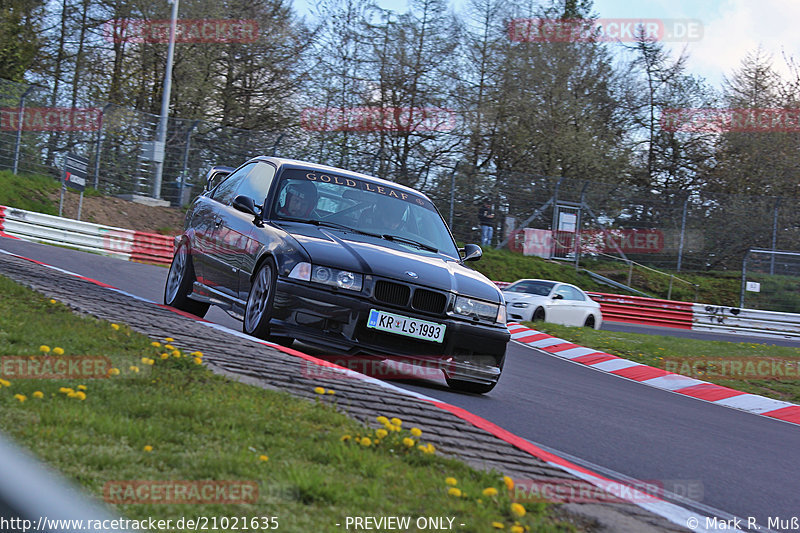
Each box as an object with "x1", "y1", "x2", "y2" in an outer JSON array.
[
  {"x1": 532, "y1": 307, "x2": 545, "y2": 322},
  {"x1": 243, "y1": 258, "x2": 278, "y2": 340},
  {"x1": 164, "y1": 241, "x2": 210, "y2": 318},
  {"x1": 584, "y1": 315, "x2": 596, "y2": 328}
]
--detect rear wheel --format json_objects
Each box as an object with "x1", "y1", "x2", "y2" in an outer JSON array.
[
  {"x1": 164, "y1": 241, "x2": 209, "y2": 318},
  {"x1": 583, "y1": 315, "x2": 596, "y2": 328}
]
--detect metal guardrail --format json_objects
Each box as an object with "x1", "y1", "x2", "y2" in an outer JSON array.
[
  {"x1": 0, "y1": 432, "x2": 132, "y2": 533},
  {"x1": 0, "y1": 205, "x2": 173, "y2": 265}
]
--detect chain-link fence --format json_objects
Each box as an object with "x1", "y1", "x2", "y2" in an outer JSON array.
[
  {"x1": 741, "y1": 250, "x2": 800, "y2": 313},
  {"x1": 0, "y1": 78, "x2": 309, "y2": 206},
  {"x1": 487, "y1": 173, "x2": 800, "y2": 276}
]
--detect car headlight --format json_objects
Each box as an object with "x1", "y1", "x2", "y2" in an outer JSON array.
[
  {"x1": 289, "y1": 262, "x2": 362, "y2": 292},
  {"x1": 511, "y1": 302, "x2": 529, "y2": 308},
  {"x1": 454, "y1": 296, "x2": 500, "y2": 322}
]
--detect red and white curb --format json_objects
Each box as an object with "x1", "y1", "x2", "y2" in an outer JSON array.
[
  {"x1": 0, "y1": 246, "x2": 719, "y2": 531},
  {"x1": 508, "y1": 322, "x2": 800, "y2": 426}
]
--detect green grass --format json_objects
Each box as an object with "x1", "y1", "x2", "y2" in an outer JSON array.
[
  {"x1": 0, "y1": 275, "x2": 571, "y2": 532},
  {"x1": 524, "y1": 321, "x2": 800, "y2": 404},
  {"x1": 0, "y1": 169, "x2": 61, "y2": 214}
]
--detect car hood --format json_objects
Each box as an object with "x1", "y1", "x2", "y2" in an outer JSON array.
[
  {"x1": 281, "y1": 224, "x2": 502, "y2": 302},
  {"x1": 502, "y1": 292, "x2": 552, "y2": 305}
]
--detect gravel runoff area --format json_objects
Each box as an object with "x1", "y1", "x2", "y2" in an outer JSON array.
[{"x1": 0, "y1": 250, "x2": 690, "y2": 533}]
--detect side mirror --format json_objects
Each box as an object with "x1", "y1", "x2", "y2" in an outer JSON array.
[
  {"x1": 232, "y1": 195, "x2": 260, "y2": 223},
  {"x1": 552, "y1": 294, "x2": 564, "y2": 300},
  {"x1": 462, "y1": 243, "x2": 482, "y2": 262}
]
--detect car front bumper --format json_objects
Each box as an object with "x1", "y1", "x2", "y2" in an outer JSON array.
[{"x1": 270, "y1": 279, "x2": 509, "y2": 382}]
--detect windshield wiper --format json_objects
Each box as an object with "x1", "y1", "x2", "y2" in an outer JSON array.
[
  {"x1": 381, "y1": 234, "x2": 438, "y2": 253},
  {"x1": 279, "y1": 218, "x2": 382, "y2": 238}
]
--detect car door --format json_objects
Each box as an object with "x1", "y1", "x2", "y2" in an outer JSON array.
[
  {"x1": 547, "y1": 284, "x2": 576, "y2": 325},
  {"x1": 233, "y1": 162, "x2": 278, "y2": 301},
  {"x1": 203, "y1": 163, "x2": 256, "y2": 295}
]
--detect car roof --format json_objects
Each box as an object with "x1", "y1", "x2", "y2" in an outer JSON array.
[
  {"x1": 251, "y1": 156, "x2": 427, "y2": 199},
  {"x1": 506, "y1": 279, "x2": 581, "y2": 289}
]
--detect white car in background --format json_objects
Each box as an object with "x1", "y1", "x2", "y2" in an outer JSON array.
[{"x1": 502, "y1": 279, "x2": 603, "y2": 329}]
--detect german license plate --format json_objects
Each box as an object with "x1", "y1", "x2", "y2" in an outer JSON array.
[{"x1": 366, "y1": 309, "x2": 446, "y2": 343}]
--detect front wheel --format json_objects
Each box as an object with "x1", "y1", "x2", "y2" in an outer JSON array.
[
  {"x1": 532, "y1": 307, "x2": 545, "y2": 322},
  {"x1": 244, "y1": 259, "x2": 277, "y2": 340},
  {"x1": 164, "y1": 241, "x2": 209, "y2": 317}
]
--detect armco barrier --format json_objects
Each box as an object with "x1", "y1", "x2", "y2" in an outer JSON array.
[
  {"x1": 0, "y1": 205, "x2": 174, "y2": 265},
  {"x1": 494, "y1": 282, "x2": 800, "y2": 339},
  {"x1": 587, "y1": 292, "x2": 694, "y2": 329}
]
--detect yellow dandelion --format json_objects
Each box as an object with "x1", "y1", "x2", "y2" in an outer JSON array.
[
  {"x1": 376, "y1": 429, "x2": 388, "y2": 439},
  {"x1": 314, "y1": 387, "x2": 325, "y2": 394},
  {"x1": 39, "y1": 345, "x2": 50, "y2": 353},
  {"x1": 129, "y1": 366, "x2": 139, "y2": 373},
  {"x1": 483, "y1": 487, "x2": 498, "y2": 497},
  {"x1": 510, "y1": 503, "x2": 526, "y2": 517},
  {"x1": 143, "y1": 445, "x2": 153, "y2": 452},
  {"x1": 410, "y1": 427, "x2": 422, "y2": 437},
  {"x1": 49, "y1": 299, "x2": 57, "y2": 304},
  {"x1": 259, "y1": 455, "x2": 269, "y2": 462},
  {"x1": 390, "y1": 417, "x2": 402, "y2": 427},
  {"x1": 447, "y1": 487, "x2": 462, "y2": 497},
  {"x1": 75, "y1": 391, "x2": 86, "y2": 401},
  {"x1": 491, "y1": 523, "x2": 505, "y2": 529},
  {"x1": 376, "y1": 415, "x2": 389, "y2": 425},
  {"x1": 425, "y1": 443, "x2": 435, "y2": 454},
  {"x1": 150, "y1": 342, "x2": 161, "y2": 347},
  {"x1": 164, "y1": 337, "x2": 174, "y2": 342},
  {"x1": 77, "y1": 385, "x2": 87, "y2": 391},
  {"x1": 445, "y1": 477, "x2": 458, "y2": 486},
  {"x1": 326, "y1": 389, "x2": 335, "y2": 395},
  {"x1": 360, "y1": 437, "x2": 372, "y2": 447},
  {"x1": 52, "y1": 347, "x2": 64, "y2": 355},
  {"x1": 13, "y1": 394, "x2": 26, "y2": 402},
  {"x1": 67, "y1": 391, "x2": 77, "y2": 398},
  {"x1": 59, "y1": 387, "x2": 73, "y2": 394},
  {"x1": 341, "y1": 435, "x2": 352, "y2": 442},
  {"x1": 171, "y1": 350, "x2": 181, "y2": 358},
  {"x1": 418, "y1": 444, "x2": 427, "y2": 452},
  {"x1": 161, "y1": 353, "x2": 170, "y2": 360},
  {"x1": 32, "y1": 391, "x2": 43, "y2": 399},
  {"x1": 0, "y1": 378, "x2": 10, "y2": 387},
  {"x1": 511, "y1": 526, "x2": 524, "y2": 533},
  {"x1": 191, "y1": 351, "x2": 203, "y2": 357},
  {"x1": 111, "y1": 323, "x2": 120, "y2": 330},
  {"x1": 503, "y1": 476, "x2": 515, "y2": 491},
  {"x1": 193, "y1": 357, "x2": 202, "y2": 365},
  {"x1": 164, "y1": 344, "x2": 175, "y2": 351},
  {"x1": 108, "y1": 368, "x2": 120, "y2": 376},
  {"x1": 402, "y1": 437, "x2": 414, "y2": 448}
]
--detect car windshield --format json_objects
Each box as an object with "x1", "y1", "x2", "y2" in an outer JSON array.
[
  {"x1": 505, "y1": 280, "x2": 556, "y2": 296},
  {"x1": 271, "y1": 169, "x2": 459, "y2": 258}
]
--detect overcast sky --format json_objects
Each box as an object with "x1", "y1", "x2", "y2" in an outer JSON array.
[{"x1": 293, "y1": 0, "x2": 800, "y2": 91}]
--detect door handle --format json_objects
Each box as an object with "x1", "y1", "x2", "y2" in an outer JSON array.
[{"x1": 214, "y1": 218, "x2": 222, "y2": 228}]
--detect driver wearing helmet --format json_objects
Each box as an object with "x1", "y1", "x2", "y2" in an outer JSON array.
[
  {"x1": 372, "y1": 196, "x2": 407, "y2": 233},
  {"x1": 277, "y1": 180, "x2": 318, "y2": 219}
]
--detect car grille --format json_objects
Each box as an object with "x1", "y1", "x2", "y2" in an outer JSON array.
[
  {"x1": 373, "y1": 280, "x2": 447, "y2": 315},
  {"x1": 412, "y1": 289, "x2": 447, "y2": 314},
  {"x1": 374, "y1": 280, "x2": 411, "y2": 306}
]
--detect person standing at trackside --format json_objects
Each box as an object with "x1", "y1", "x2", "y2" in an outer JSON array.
[{"x1": 478, "y1": 202, "x2": 495, "y2": 246}]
